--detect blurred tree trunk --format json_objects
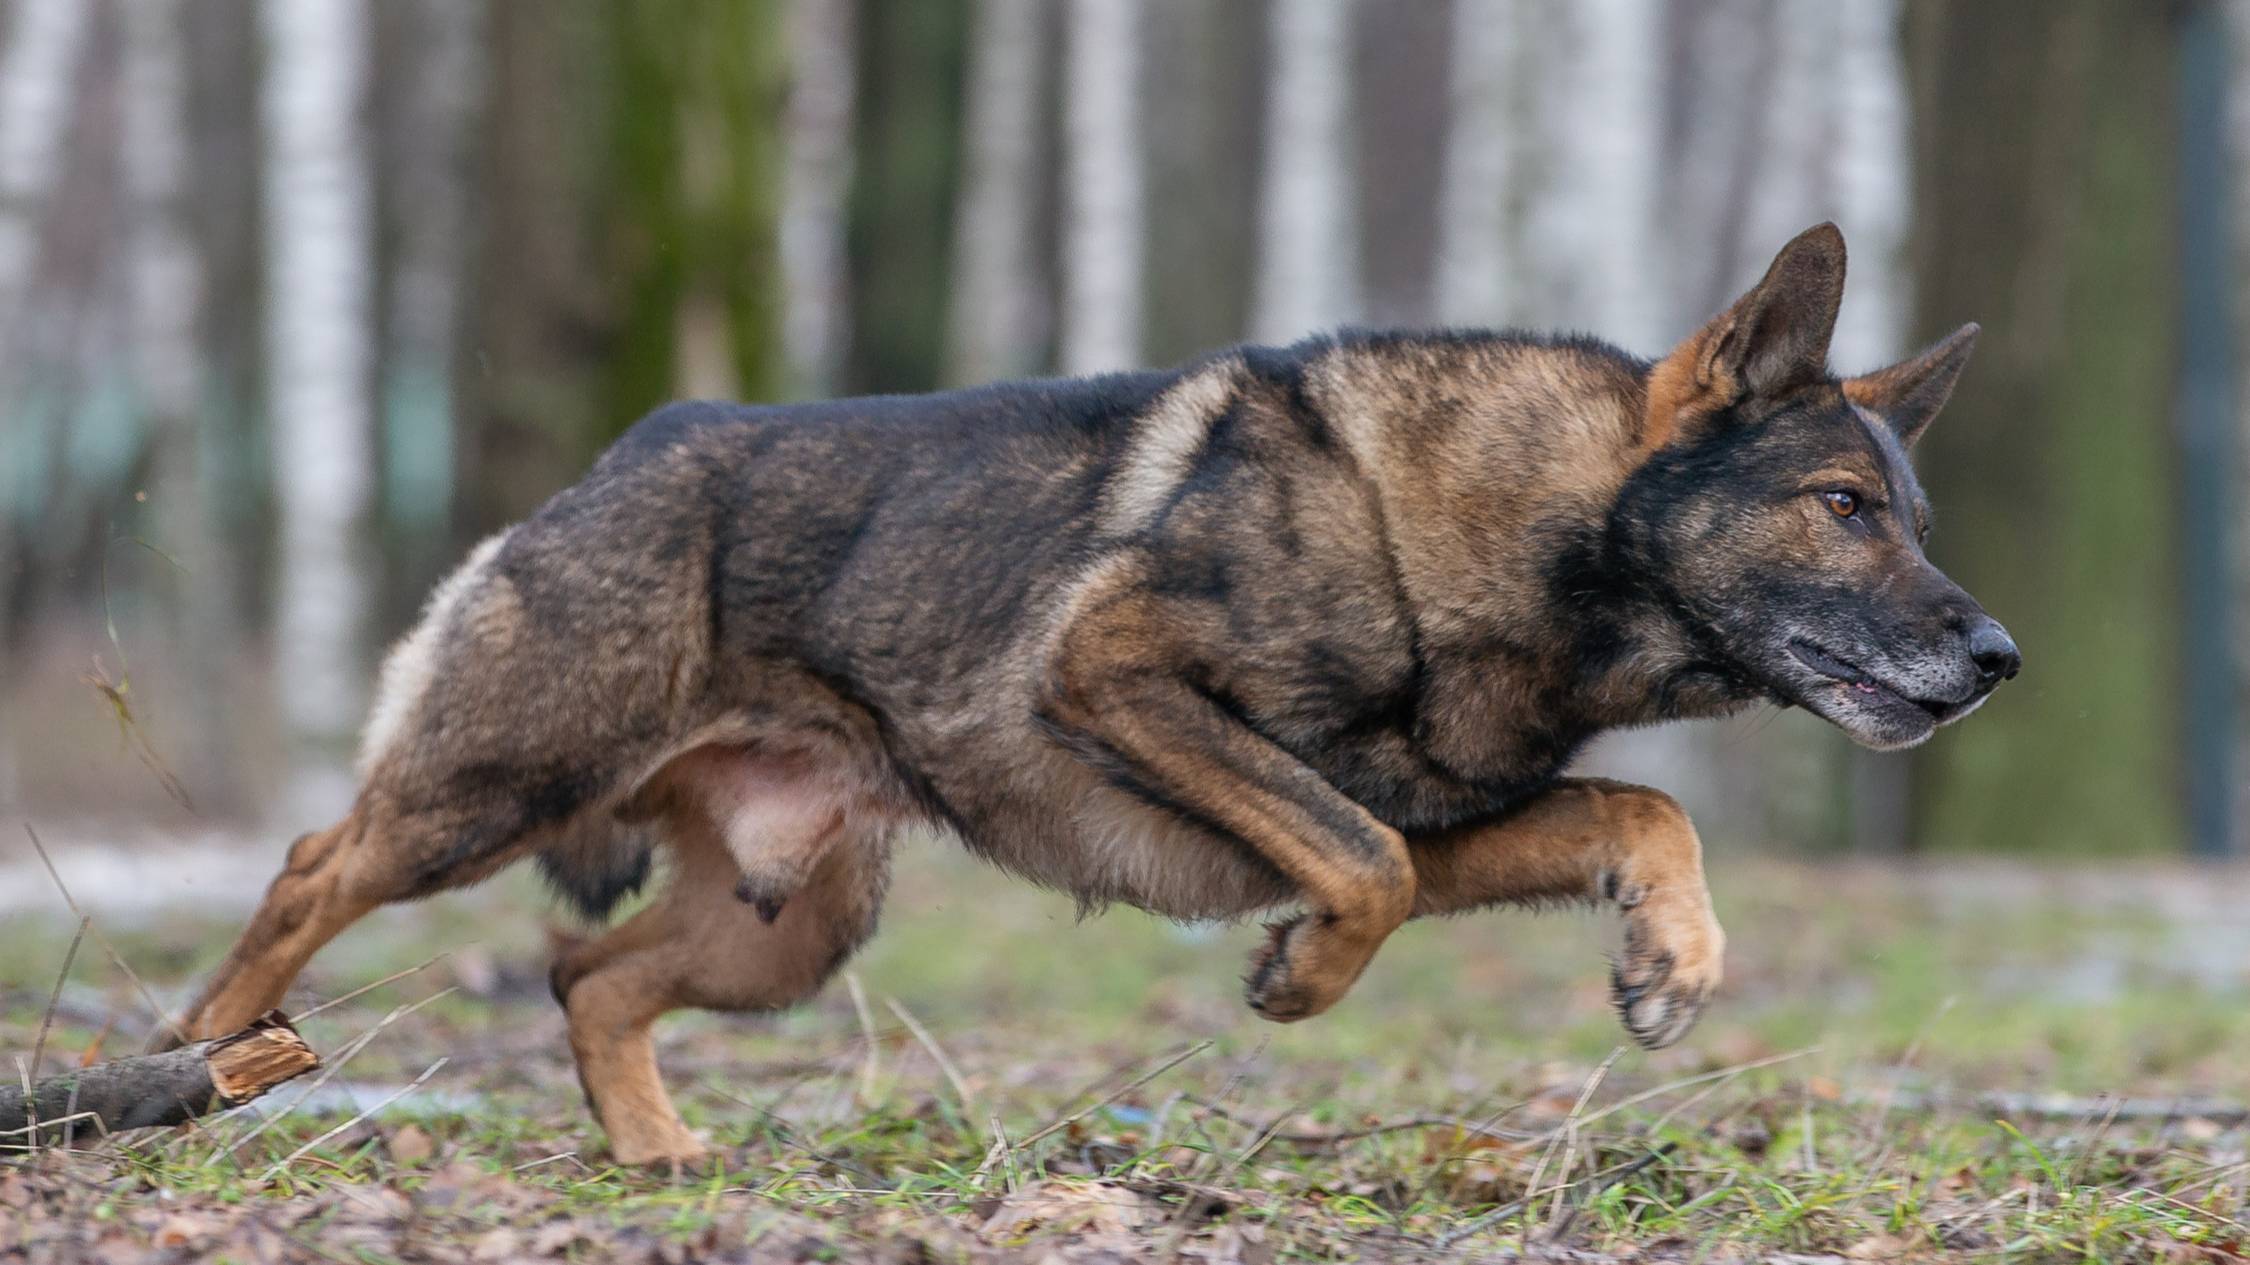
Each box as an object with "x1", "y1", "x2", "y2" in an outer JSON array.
[
  {"x1": 1059, "y1": 0, "x2": 1143, "y2": 375},
  {"x1": 946, "y1": 0, "x2": 1048, "y2": 386},
  {"x1": 1351, "y1": 0, "x2": 1447, "y2": 326},
  {"x1": 261, "y1": 0, "x2": 375, "y2": 816},
  {"x1": 372, "y1": 0, "x2": 482, "y2": 624},
  {"x1": 180, "y1": 0, "x2": 268, "y2": 812},
  {"x1": 1251, "y1": 0, "x2": 1359, "y2": 343},
  {"x1": 781, "y1": 0, "x2": 856, "y2": 396},
  {"x1": 0, "y1": 0, "x2": 88, "y2": 381},
  {"x1": 2229, "y1": 0, "x2": 2250, "y2": 847},
  {"x1": 123, "y1": 0, "x2": 227, "y2": 798},
  {"x1": 1143, "y1": 0, "x2": 1261, "y2": 363},
  {"x1": 1904, "y1": 0, "x2": 2179, "y2": 854},
  {"x1": 1433, "y1": 0, "x2": 1517, "y2": 326},
  {"x1": 0, "y1": 0, "x2": 90, "y2": 805},
  {"x1": 847, "y1": 0, "x2": 967, "y2": 391},
  {"x1": 608, "y1": 0, "x2": 787, "y2": 412},
  {"x1": 464, "y1": 0, "x2": 614, "y2": 530}
]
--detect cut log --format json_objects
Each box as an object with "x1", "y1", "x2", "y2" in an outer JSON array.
[{"x1": 2, "y1": 1010, "x2": 319, "y2": 1148}]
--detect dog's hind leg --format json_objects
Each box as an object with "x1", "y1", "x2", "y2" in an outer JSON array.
[
  {"x1": 549, "y1": 807, "x2": 890, "y2": 1166},
  {"x1": 165, "y1": 787, "x2": 573, "y2": 1047},
  {"x1": 1406, "y1": 778, "x2": 1725, "y2": 1050}
]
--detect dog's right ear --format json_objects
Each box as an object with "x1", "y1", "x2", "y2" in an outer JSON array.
[{"x1": 1641, "y1": 223, "x2": 1847, "y2": 450}]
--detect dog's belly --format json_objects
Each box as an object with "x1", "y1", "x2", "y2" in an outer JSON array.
[{"x1": 932, "y1": 743, "x2": 1298, "y2": 923}]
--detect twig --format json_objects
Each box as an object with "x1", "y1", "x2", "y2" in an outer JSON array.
[
  {"x1": 842, "y1": 972, "x2": 881, "y2": 1107},
  {"x1": 510, "y1": 1150, "x2": 581, "y2": 1173},
  {"x1": 1532, "y1": 1048, "x2": 1624, "y2": 1240},
  {"x1": 207, "y1": 987, "x2": 457, "y2": 1165},
  {"x1": 23, "y1": 824, "x2": 185, "y2": 1046},
  {"x1": 1568, "y1": 1045, "x2": 1819, "y2": 1135},
  {"x1": 1012, "y1": 1040, "x2": 1212, "y2": 1154},
  {"x1": 705, "y1": 1084, "x2": 883, "y2": 1186},
  {"x1": 257, "y1": 1057, "x2": 447, "y2": 1183},
  {"x1": 29, "y1": 916, "x2": 90, "y2": 1084},
  {"x1": 1541, "y1": 1142, "x2": 1679, "y2": 1243},
  {"x1": 289, "y1": 950, "x2": 454, "y2": 1024},
  {"x1": 1186, "y1": 1098, "x2": 1538, "y2": 1150},
  {"x1": 1435, "y1": 1048, "x2": 1622, "y2": 1251},
  {"x1": 883, "y1": 997, "x2": 975, "y2": 1122}
]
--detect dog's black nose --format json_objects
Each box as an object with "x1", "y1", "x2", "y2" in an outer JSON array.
[{"x1": 1966, "y1": 617, "x2": 2020, "y2": 683}]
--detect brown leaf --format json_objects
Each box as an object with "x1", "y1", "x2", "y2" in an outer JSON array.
[
  {"x1": 1844, "y1": 1232, "x2": 1920, "y2": 1260},
  {"x1": 387, "y1": 1123, "x2": 435, "y2": 1166}
]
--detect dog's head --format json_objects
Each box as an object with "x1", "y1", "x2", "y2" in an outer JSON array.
[{"x1": 1618, "y1": 223, "x2": 2017, "y2": 750}]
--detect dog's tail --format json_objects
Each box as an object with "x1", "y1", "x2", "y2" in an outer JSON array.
[{"x1": 536, "y1": 814, "x2": 657, "y2": 922}]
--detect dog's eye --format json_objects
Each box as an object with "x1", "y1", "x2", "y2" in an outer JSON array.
[{"x1": 1820, "y1": 490, "x2": 1860, "y2": 519}]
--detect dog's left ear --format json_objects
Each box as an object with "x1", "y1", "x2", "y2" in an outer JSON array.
[
  {"x1": 1842, "y1": 323, "x2": 1980, "y2": 447},
  {"x1": 1642, "y1": 223, "x2": 1846, "y2": 450}
]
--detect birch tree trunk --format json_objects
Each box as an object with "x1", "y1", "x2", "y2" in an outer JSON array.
[
  {"x1": 1251, "y1": 0, "x2": 1359, "y2": 344},
  {"x1": 1433, "y1": 0, "x2": 1517, "y2": 326},
  {"x1": 781, "y1": 0, "x2": 857, "y2": 396},
  {"x1": 1060, "y1": 0, "x2": 1144, "y2": 376},
  {"x1": 946, "y1": 0, "x2": 1046, "y2": 385},
  {"x1": 262, "y1": 0, "x2": 376, "y2": 818},
  {"x1": 0, "y1": 0, "x2": 89, "y2": 363},
  {"x1": 0, "y1": 0, "x2": 91, "y2": 808}
]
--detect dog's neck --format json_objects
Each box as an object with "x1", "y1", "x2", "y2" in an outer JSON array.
[{"x1": 1307, "y1": 333, "x2": 1763, "y2": 742}]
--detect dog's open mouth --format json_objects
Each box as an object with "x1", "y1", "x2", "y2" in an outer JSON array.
[{"x1": 1786, "y1": 640, "x2": 1948, "y2": 719}]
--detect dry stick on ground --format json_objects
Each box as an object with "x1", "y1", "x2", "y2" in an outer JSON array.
[
  {"x1": 1431, "y1": 1047, "x2": 1623, "y2": 1251},
  {"x1": 27, "y1": 915, "x2": 90, "y2": 1086},
  {"x1": 205, "y1": 987, "x2": 459, "y2": 1166},
  {"x1": 842, "y1": 972, "x2": 883, "y2": 1107},
  {"x1": 0, "y1": 1011, "x2": 319, "y2": 1148},
  {"x1": 884, "y1": 997, "x2": 978, "y2": 1131},
  {"x1": 257, "y1": 1056, "x2": 448, "y2": 1183},
  {"x1": 977, "y1": 1038, "x2": 1215, "y2": 1182}
]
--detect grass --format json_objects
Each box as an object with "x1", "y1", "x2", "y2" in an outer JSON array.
[{"x1": 4, "y1": 846, "x2": 2249, "y2": 1262}]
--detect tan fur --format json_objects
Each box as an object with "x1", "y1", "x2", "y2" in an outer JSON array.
[{"x1": 1410, "y1": 779, "x2": 1723, "y2": 1047}]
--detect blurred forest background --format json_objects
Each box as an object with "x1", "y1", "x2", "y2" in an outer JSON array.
[{"x1": 0, "y1": 0, "x2": 2243, "y2": 860}]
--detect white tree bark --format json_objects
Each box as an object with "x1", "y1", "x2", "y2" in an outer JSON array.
[
  {"x1": 780, "y1": 0, "x2": 856, "y2": 396},
  {"x1": 1822, "y1": 0, "x2": 1909, "y2": 371},
  {"x1": 1527, "y1": 0, "x2": 1665, "y2": 349},
  {"x1": 262, "y1": 0, "x2": 375, "y2": 815},
  {"x1": 0, "y1": 0, "x2": 91, "y2": 372},
  {"x1": 946, "y1": 0, "x2": 1046, "y2": 385},
  {"x1": 1251, "y1": 0, "x2": 1360, "y2": 344},
  {"x1": 1433, "y1": 0, "x2": 1517, "y2": 326},
  {"x1": 1060, "y1": 0, "x2": 1144, "y2": 376}
]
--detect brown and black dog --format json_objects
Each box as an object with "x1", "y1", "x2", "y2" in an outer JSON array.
[{"x1": 170, "y1": 224, "x2": 2016, "y2": 1164}]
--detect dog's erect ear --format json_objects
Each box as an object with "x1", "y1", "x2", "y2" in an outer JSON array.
[
  {"x1": 1842, "y1": 323, "x2": 1980, "y2": 447},
  {"x1": 1642, "y1": 223, "x2": 1847, "y2": 449}
]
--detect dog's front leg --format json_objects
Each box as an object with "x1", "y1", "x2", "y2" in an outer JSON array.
[
  {"x1": 1407, "y1": 778, "x2": 1724, "y2": 1048},
  {"x1": 1042, "y1": 610, "x2": 1414, "y2": 1023}
]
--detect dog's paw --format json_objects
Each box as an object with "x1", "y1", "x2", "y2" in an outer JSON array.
[
  {"x1": 1244, "y1": 916, "x2": 1324, "y2": 1022},
  {"x1": 1611, "y1": 907, "x2": 1724, "y2": 1050},
  {"x1": 605, "y1": 1122, "x2": 715, "y2": 1171}
]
